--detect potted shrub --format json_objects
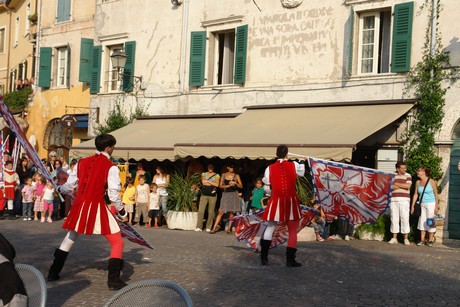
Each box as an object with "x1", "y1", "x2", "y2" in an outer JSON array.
[
  {"x1": 166, "y1": 172, "x2": 201, "y2": 230},
  {"x1": 28, "y1": 13, "x2": 38, "y2": 25},
  {"x1": 355, "y1": 214, "x2": 390, "y2": 241},
  {"x1": 28, "y1": 13, "x2": 38, "y2": 35}
]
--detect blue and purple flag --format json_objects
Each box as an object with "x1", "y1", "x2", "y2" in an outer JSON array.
[{"x1": 308, "y1": 157, "x2": 394, "y2": 225}]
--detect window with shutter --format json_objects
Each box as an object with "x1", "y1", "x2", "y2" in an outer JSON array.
[
  {"x1": 123, "y1": 41, "x2": 136, "y2": 93},
  {"x1": 90, "y1": 46, "x2": 102, "y2": 94},
  {"x1": 38, "y1": 47, "x2": 52, "y2": 88},
  {"x1": 106, "y1": 45, "x2": 123, "y2": 92},
  {"x1": 391, "y1": 2, "x2": 414, "y2": 72},
  {"x1": 354, "y1": 1, "x2": 413, "y2": 75},
  {"x1": 57, "y1": 0, "x2": 71, "y2": 23},
  {"x1": 234, "y1": 25, "x2": 248, "y2": 84},
  {"x1": 56, "y1": 46, "x2": 69, "y2": 87},
  {"x1": 189, "y1": 31, "x2": 206, "y2": 87},
  {"x1": 79, "y1": 38, "x2": 93, "y2": 83}
]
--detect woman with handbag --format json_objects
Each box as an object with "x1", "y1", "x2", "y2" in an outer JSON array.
[
  {"x1": 410, "y1": 166, "x2": 439, "y2": 247},
  {"x1": 195, "y1": 164, "x2": 220, "y2": 232},
  {"x1": 210, "y1": 164, "x2": 243, "y2": 234}
]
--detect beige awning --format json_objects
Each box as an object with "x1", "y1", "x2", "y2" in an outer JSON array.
[
  {"x1": 175, "y1": 100, "x2": 414, "y2": 161},
  {"x1": 70, "y1": 114, "x2": 239, "y2": 160}
]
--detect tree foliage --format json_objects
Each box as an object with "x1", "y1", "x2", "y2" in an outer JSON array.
[{"x1": 402, "y1": 0, "x2": 457, "y2": 180}]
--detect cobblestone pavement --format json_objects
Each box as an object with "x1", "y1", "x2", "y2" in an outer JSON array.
[{"x1": 1, "y1": 218, "x2": 459, "y2": 307}]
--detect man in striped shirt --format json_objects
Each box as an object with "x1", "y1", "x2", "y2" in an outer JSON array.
[{"x1": 389, "y1": 161, "x2": 412, "y2": 245}]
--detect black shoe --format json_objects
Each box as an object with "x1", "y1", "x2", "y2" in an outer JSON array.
[
  {"x1": 107, "y1": 258, "x2": 127, "y2": 290},
  {"x1": 48, "y1": 249, "x2": 69, "y2": 281},
  {"x1": 260, "y1": 239, "x2": 271, "y2": 265},
  {"x1": 286, "y1": 247, "x2": 302, "y2": 267}
]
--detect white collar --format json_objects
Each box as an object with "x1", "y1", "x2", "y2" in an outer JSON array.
[{"x1": 96, "y1": 151, "x2": 111, "y2": 159}]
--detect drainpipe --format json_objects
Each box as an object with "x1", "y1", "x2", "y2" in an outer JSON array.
[
  {"x1": 179, "y1": 0, "x2": 190, "y2": 94},
  {"x1": 33, "y1": 0, "x2": 42, "y2": 93},
  {"x1": 430, "y1": 0, "x2": 437, "y2": 57},
  {"x1": 1, "y1": 4, "x2": 12, "y2": 92}
]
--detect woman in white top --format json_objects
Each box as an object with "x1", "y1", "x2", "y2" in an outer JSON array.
[{"x1": 153, "y1": 166, "x2": 170, "y2": 223}]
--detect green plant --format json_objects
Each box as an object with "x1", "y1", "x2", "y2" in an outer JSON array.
[
  {"x1": 28, "y1": 13, "x2": 38, "y2": 24},
  {"x1": 355, "y1": 214, "x2": 391, "y2": 240},
  {"x1": 3, "y1": 88, "x2": 32, "y2": 112},
  {"x1": 295, "y1": 175, "x2": 314, "y2": 206},
  {"x1": 94, "y1": 101, "x2": 149, "y2": 135},
  {"x1": 166, "y1": 172, "x2": 201, "y2": 212},
  {"x1": 402, "y1": 0, "x2": 458, "y2": 180}
]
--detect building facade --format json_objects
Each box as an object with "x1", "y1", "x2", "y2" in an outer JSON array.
[
  {"x1": 27, "y1": 0, "x2": 95, "y2": 159},
  {"x1": 0, "y1": 0, "x2": 37, "y2": 96},
  {"x1": 28, "y1": 0, "x2": 460, "y2": 240}
]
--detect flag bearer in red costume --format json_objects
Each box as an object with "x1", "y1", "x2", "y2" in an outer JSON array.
[
  {"x1": 47, "y1": 134, "x2": 129, "y2": 290},
  {"x1": 3, "y1": 161, "x2": 19, "y2": 217},
  {"x1": 260, "y1": 145, "x2": 305, "y2": 267}
]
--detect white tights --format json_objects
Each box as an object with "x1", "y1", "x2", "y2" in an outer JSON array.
[
  {"x1": 59, "y1": 231, "x2": 79, "y2": 252},
  {"x1": 7, "y1": 200, "x2": 13, "y2": 210},
  {"x1": 262, "y1": 221, "x2": 277, "y2": 240}
]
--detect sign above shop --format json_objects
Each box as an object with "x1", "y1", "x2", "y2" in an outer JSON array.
[{"x1": 60, "y1": 114, "x2": 78, "y2": 128}]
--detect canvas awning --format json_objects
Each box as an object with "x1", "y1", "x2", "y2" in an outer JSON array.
[
  {"x1": 70, "y1": 114, "x2": 239, "y2": 160},
  {"x1": 174, "y1": 100, "x2": 415, "y2": 161}
]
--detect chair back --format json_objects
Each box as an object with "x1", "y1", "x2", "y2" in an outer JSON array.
[
  {"x1": 15, "y1": 263, "x2": 47, "y2": 307},
  {"x1": 104, "y1": 279, "x2": 193, "y2": 307}
]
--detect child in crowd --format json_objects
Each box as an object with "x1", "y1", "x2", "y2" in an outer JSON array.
[
  {"x1": 249, "y1": 178, "x2": 265, "y2": 212},
  {"x1": 147, "y1": 183, "x2": 161, "y2": 228},
  {"x1": 42, "y1": 180, "x2": 55, "y2": 223},
  {"x1": 33, "y1": 173, "x2": 46, "y2": 222},
  {"x1": 21, "y1": 177, "x2": 35, "y2": 221},
  {"x1": 134, "y1": 175, "x2": 150, "y2": 226},
  {"x1": 122, "y1": 177, "x2": 136, "y2": 225},
  {"x1": 310, "y1": 202, "x2": 333, "y2": 241},
  {"x1": 4, "y1": 161, "x2": 19, "y2": 216}
]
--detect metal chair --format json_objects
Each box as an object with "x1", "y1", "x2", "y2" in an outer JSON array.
[
  {"x1": 104, "y1": 279, "x2": 193, "y2": 307},
  {"x1": 14, "y1": 263, "x2": 47, "y2": 307}
]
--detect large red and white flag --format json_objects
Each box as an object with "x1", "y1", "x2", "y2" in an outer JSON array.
[
  {"x1": 308, "y1": 157, "x2": 394, "y2": 225},
  {"x1": 0, "y1": 97, "x2": 55, "y2": 187},
  {"x1": 233, "y1": 206, "x2": 318, "y2": 251}
]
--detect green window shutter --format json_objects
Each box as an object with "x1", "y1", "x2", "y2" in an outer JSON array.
[
  {"x1": 64, "y1": 0, "x2": 71, "y2": 21},
  {"x1": 90, "y1": 45, "x2": 102, "y2": 94},
  {"x1": 189, "y1": 31, "x2": 206, "y2": 87},
  {"x1": 79, "y1": 38, "x2": 93, "y2": 82},
  {"x1": 346, "y1": 7, "x2": 354, "y2": 76},
  {"x1": 38, "y1": 47, "x2": 52, "y2": 88},
  {"x1": 123, "y1": 41, "x2": 136, "y2": 93},
  {"x1": 234, "y1": 25, "x2": 248, "y2": 84},
  {"x1": 57, "y1": 0, "x2": 71, "y2": 22},
  {"x1": 391, "y1": 2, "x2": 413, "y2": 72}
]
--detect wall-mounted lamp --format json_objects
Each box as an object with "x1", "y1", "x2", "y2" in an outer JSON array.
[
  {"x1": 111, "y1": 50, "x2": 127, "y2": 73},
  {"x1": 110, "y1": 50, "x2": 143, "y2": 88},
  {"x1": 171, "y1": 0, "x2": 183, "y2": 6}
]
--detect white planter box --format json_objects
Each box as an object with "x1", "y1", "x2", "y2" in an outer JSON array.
[{"x1": 167, "y1": 211, "x2": 198, "y2": 231}]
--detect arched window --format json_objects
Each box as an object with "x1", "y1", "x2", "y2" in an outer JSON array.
[{"x1": 43, "y1": 118, "x2": 72, "y2": 158}]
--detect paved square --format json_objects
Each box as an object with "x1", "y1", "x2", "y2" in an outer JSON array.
[{"x1": 1, "y1": 219, "x2": 459, "y2": 306}]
